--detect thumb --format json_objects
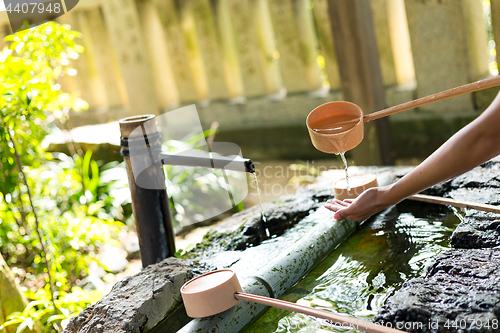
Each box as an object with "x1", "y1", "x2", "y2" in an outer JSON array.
[{"x1": 333, "y1": 206, "x2": 353, "y2": 220}]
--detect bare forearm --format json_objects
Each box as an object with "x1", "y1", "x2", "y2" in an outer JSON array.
[
  {"x1": 383, "y1": 94, "x2": 500, "y2": 206},
  {"x1": 326, "y1": 91, "x2": 500, "y2": 222}
]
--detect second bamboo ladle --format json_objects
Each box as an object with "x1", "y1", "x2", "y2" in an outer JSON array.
[
  {"x1": 307, "y1": 75, "x2": 500, "y2": 154},
  {"x1": 181, "y1": 269, "x2": 405, "y2": 333}
]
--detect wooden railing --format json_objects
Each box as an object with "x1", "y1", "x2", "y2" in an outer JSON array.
[{"x1": 0, "y1": 0, "x2": 496, "y2": 130}]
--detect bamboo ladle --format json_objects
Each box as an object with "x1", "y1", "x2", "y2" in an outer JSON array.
[
  {"x1": 307, "y1": 76, "x2": 500, "y2": 154},
  {"x1": 181, "y1": 269, "x2": 405, "y2": 333}
]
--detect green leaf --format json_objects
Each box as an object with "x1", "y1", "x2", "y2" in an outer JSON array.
[
  {"x1": 22, "y1": 299, "x2": 47, "y2": 315},
  {"x1": 88, "y1": 159, "x2": 100, "y2": 195},
  {"x1": 0, "y1": 317, "x2": 24, "y2": 329},
  {"x1": 82, "y1": 149, "x2": 92, "y2": 191},
  {"x1": 15, "y1": 317, "x2": 34, "y2": 333},
  {"x1": 46, "y1": 313, "x2": 67, "y2": 323}
]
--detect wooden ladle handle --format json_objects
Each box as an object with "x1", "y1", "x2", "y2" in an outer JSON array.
[
  {"x1": 235, "y1": 292, "x2": 405, "y2": 333},
  {"x1": 363, "y1": 76, "x2": 500, "y2": 123},
  {"x1": 409, "y1": 194, "x2": 500, "y2": 214}
]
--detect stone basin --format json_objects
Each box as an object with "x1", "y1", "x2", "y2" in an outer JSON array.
[{"x1": 64, "y1": 157, "x2": 500, "y2": 333}]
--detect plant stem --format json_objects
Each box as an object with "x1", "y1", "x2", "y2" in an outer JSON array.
[
  {"x1": 63, "y1": 115, "x2": 85, "y2": 193},
  {"x1": 0, "y1": 186, "x2": 29, "y2": 233},
  {"x1": 7, "y1": 125, "x2": 59, "y2": 314}
]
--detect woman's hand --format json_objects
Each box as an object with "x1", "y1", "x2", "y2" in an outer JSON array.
[
  {"x1": 325, "y1": 186, "x2": 394, "y2": 222},
  {"x1": 326, "y1": 91, "x2": 500, "y2": 222}
]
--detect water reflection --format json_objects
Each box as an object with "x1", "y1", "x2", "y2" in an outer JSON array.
[{"x1": 242, "y1": 201, "x2": 461, "y2": 333}]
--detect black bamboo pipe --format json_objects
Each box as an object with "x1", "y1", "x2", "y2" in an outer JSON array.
[
  {"x1": 159, "y1": 151, "x2": 255, "y2": 173},
  {"x1": 119, "y1": 115, "x2": 176, "y2": 267},
  {"x1": 119, "y1": 115, "x2": 256, "y2": 267}
]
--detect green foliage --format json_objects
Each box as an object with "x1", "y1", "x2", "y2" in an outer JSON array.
[
  {"x1": 0, "y1": 21, "x2": 87, "y2": 202},
  {"x1": 1, "y1": 287, "x2": 102, "y2": 332},
  {"x1": 0, "y1": 20, "x2": 247, "y2": 332},
  {"x1": 0, "y1": 151, "x2": 128, "y2": 332},
  {"x1": 0, "y1": 21, "x2": 126, "y2": 332},
  {"x1": 0, "y1": 153, "x2": 123, "y2": 281}
]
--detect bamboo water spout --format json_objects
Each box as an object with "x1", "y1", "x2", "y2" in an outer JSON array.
[{"x1": 119, "y1": 115, "x2": 254, "y2": 267}]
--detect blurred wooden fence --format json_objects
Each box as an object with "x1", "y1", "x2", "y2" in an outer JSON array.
[{"x1": 0, "y1": 0, "x2": 497, "y2": 146}]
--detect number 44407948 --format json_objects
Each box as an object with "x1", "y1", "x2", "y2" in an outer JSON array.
[{"x1": 5, "y1": 2, "x2": 62, "y2": 14}]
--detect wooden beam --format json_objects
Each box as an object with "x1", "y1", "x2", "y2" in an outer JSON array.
[
  {"x1": 101, "y1": 0, "x2": 159, "y2": 116},
  {"x1": 311, "y1": 0, "x2": 341, "y2": 90},
  {"x1": 213, "y1": 0, "x2": 245, "y2": 100},
  {"x1": 138, "y1": 0, "x2": 180, "y2": 109},
  {"x1": 74, "y1": 11, "x2": 108, "y2": 108},
  {"x1": 254, "y1": 0, "x2": 285, "y2": 98},
  {"x1": 326, "y1": 0, "x2": 394, "y2": 165},
  {"x1": 85, "y1": 8, "x2": 128, "y2": 108},
  {"x1": 386, "y1": 0, "x2": 415, "y2": 85}
]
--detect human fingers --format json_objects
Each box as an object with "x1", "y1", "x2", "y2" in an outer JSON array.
[
  {"x1": 333, "y1": 203, "x2": 357, "y2": 220},
  {"x1": 333, "y1": 199, "x2": 350, "y2": 207},
  {"x1": 325, "y1": 200, "x2": 347, "y2": 211},
  {"x1": 333, "y1": 208, "x2": 347, "y2": 220},
  {"x1": 327, "y1": 199, "x2": 353, "y2": 206}
]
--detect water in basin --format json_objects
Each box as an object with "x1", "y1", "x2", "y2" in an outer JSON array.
[{"x1": 241, "y1": 201, "x2": 462, "y2": 333}]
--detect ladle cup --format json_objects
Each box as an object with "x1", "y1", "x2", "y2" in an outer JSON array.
[
  {"x1": 307, "y1": 75, "x2": 500, "y2": 154},
  {"x1": 180, "y1": 269, "x2": 405, "y2": 333}
]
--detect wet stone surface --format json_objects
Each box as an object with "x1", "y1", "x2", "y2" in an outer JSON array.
[
  {"x1": 63, "y1": 180, "x2": 347, "y2": 333},
  {"x1": 376, "y1": 157, "x2": 500, "y2": 332},
  {"x1": 63, "y1": 258, "x2": 192, "y2": 333},
  {"x1": 451, "y1": 210, "x2": 500, "y2": 249},
  {"x1": 183, "y1": 185, "x2": 334, "y2": 257},
  {"x1": 418, "y1": 156, "x2": 500, "y2": 249},
  {"x1": 374, "y1": 247, "x2": 500, "y2": 333}
]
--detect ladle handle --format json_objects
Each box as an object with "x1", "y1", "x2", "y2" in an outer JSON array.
[
  {"x1": 409, "y1": 194, "x2": 500, "y2": 214},
  {"x1": 235, "y1": 292, "x2": 405, "y2": 333},
  {"x1": 363, "y1": 75, "x2": 500, "y2": 123}
]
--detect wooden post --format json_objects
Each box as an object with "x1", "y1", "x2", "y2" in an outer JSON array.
[
  {"x1": 326, "y1": 0, "x2": 394, "y2": 165},
  {"x1": 85, "y1": 8, "x2": 129, "y2": 108},
  {"x1": 191, "y1": 0, "x2": 228, "y2": 100},
  {"x1": 268, "y1": 0, "x2": 309, "y2": 94},
  {"x1": 101, "y1": 0, "x2": 159, "y2": 116},
  {"x1": 212, "y1": 0, "x2": 245, "y2": 101},
  {"x1": 178, "y1": 0, "x2": 210, "y2": 103},
  {"x1": 462, "y1": 0, "x2": 490, "y2": 81},
  {"x1": 293, "y1": 0, "x2": 324, "y2": 92},
  {"x1": 404, "y1": 0, "x2": 484, "y2": 114},
  {"x1": 155, "y1": 0, "x2": 198, "y2": 103},
  {"x1": 489, "y1": 0, "x2": 500, "y2": 75},
  {"x1": 386, "y1": 0, "x2": 415, "y2": 85},
  {"x1": 228, "y1": 0, "x2": 266, "y2": 97},
  {"x1": 254, "y1": 0, "x2": 286, "y2": 98},
  {"x1": 311, "y1": 0, "x2": 341, "y2": 90},
  {"x1": 56, "y1": 13, "x2": 96, "y2": 108},
  {"x1": 138, "y1": 0, "x2": 180, "y2": 110},
  {"x1": 0, "y1": 25, "x2": 7, "y2": 49},
  {"x1": 74, "y1": 12, "x2": 108, "y2": 108},
  {"x1": 268, "y1": 0, "x2": 324, "y2": 94},
  {"x1": 371, "y1": 0, "x2": 397, "y2": 86}
]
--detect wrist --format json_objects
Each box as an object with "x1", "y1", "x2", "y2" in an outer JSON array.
[{"x1": 377, "y1": 183, "x2": 401, "y2": 207}]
